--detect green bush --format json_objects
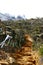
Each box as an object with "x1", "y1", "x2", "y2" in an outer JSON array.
[{"x1": 39, "y1": 47, "x2": 43, "y2": 56}]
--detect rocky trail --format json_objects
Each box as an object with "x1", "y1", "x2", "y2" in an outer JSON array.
[{"x1": 0, "y1": 34, "x2": 40, "y2": 65}]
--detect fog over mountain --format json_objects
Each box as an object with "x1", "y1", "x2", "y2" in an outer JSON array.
[{"x1": 0, "y1": 13, "x2": 26, "y2": 21}]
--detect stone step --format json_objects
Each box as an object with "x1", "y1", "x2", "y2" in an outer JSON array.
[
  {"x1": 19, "y1": 52, "x2": 32, "y2": 56},
  {"x1": 0, "y1": 60, "x2": 8, "y2": 65},
  {"x1": 20, "y1": 47, "x2": 32, "y2": 52},
  {"x1": 17, "y1": 61, "x2": 34, "y2": 65}
]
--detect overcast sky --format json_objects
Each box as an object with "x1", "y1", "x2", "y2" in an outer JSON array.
[{"x1": 0, "y1": 0, "x2": 43, "y2": 19}]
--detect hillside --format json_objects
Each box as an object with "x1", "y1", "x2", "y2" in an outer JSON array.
[{"x1": 0, "y1": 18, "x2": 43, "y2": 65}]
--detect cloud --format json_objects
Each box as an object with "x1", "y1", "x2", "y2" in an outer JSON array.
[{"x1": 0, "y1": 0, "x2": 43, "y2": 18}]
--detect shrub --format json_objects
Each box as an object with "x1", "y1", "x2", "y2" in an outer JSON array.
[{"x1": 39, "y1": 46, "x2": 43, "y2": 56}]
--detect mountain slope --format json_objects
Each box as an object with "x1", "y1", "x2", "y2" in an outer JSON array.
[{"x1": 0, "y1": 13, "x2": 15, "y2": 21}]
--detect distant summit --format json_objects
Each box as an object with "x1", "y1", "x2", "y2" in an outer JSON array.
[
  {"x1": 0, "y1": 13, "x2": 15, "y2": 21},
  {"x1": 0, "y1": 13, "x2": 26, "y2": 21},
  {"x1": 16, "y1": 15, "x2": 26, "y2": 20}
]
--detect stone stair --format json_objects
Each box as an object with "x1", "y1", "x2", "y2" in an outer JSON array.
[
  {"x1": 13, "y1": 34, "x2": 38, "y2": 65},
  {"x1": 14, "y1": 47, "x2": 36, "y2": 65},
  {"x1": 0, "y1": 34, "x2": 39, "y2": 65}
]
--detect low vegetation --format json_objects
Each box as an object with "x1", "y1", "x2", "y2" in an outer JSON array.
[{"x1": 0, "y1": 18, "x2": 43, "y2": 64}]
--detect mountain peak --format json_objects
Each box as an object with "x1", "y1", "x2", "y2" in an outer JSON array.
[{"x1": 0, "y1": 13, "x2": 26, "y2": 21}]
